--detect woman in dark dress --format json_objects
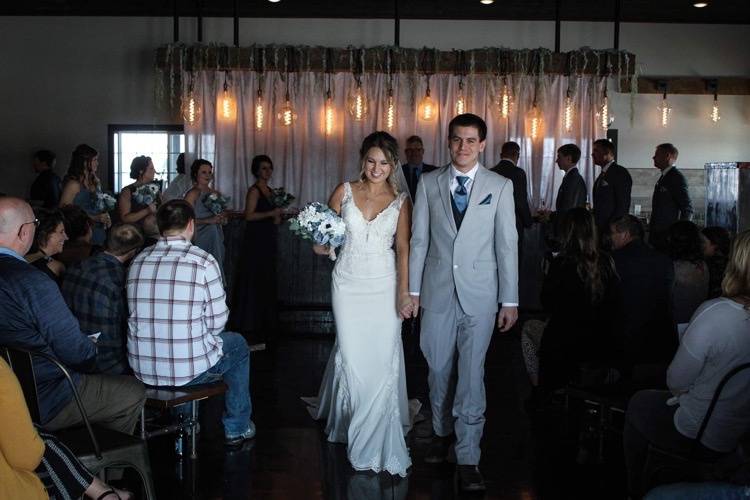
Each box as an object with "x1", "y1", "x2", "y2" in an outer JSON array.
[
  {"x1": 231, "y1": 155, "x2": 283, "y2": 342},
  {"x1": 538, "y1": 207, "x2": 620, "y2": 392},
  {"x1": 27, "y1": 208, "x2": 68, "y2": 285}
]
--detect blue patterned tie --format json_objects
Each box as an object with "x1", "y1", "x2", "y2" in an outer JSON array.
[{"x1": 454, "y1": 175, "x2": 469, "y2": 213}]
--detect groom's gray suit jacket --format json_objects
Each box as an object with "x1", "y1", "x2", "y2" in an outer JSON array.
[{"x1": 409, "y1": 164, "x2": 519, "y2": 316}]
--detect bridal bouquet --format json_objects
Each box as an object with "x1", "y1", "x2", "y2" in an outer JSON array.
[
  {"x1": 288, "y1": 202, "x2": 346, "y2": 260},
  {"x1": 203, "y1": 192, "x2": 231, "y2": 215},
  {"x1": 270, "y1": 187, "x2": 295, "y2": 208},
  {"x1": 133, "y1": 183, "x2": 160, "y2": 205},
  {"x1": 93, "y1": 191, "x2": 116, "y2": 213}
]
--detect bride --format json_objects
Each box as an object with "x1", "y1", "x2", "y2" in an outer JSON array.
[{"x1": 305, "y1": 131, "x2": 415, "y2": 476}]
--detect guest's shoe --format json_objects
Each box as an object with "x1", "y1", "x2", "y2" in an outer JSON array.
[
  {"x1": 225, "y1": 427, "x2": 256, "y2": 448},
  {"x1": 456, "y1": 465, "x2": 486, "y2": 492},
  {"x1": 424, "y1": 435, "x2": 453, "y2": 463}
]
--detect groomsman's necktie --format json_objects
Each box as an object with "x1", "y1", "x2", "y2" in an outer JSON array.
[{"x1": 454, "y1": 176, "x2": 469, "y2": 213}]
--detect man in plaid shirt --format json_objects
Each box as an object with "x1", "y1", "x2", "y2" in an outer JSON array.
[
  {"x1": 62, "y1": 223, "x2": 144, "y2": 375},
  {"x1": 127, "y1": 199, "x2": 255, "y2": 446}
]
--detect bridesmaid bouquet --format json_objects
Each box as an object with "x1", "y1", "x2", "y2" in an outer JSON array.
[
  {"x1": 133, "y1": 183, "x2": 160, "y2": 205},
  {"x1": 204, "y1": 192, "x2": 231, "y2": 215},
  {"x1": 270, "y1": 187, "x2": 295, "y2": 208},
  {"x1": 93, "y1": 191, "x2": 116, "y2": 213},
  {"x1": 288, "y1": 202, "x2": 346, "y2": 260}
]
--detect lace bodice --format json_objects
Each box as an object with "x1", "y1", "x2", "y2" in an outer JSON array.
[{"x1": 334, "y1": 182, "x2": 406, "y2": 277}]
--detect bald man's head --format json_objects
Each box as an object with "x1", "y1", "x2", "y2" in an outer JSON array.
[{"x1": 0, "y1": 196, "x2": 37, "y2": 255}]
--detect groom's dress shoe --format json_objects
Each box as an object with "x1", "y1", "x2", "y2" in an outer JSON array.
[
  {"x1": 457, "y1": 465, "x2": 486, "y2": 492},
  {"x1": 424, "y1": 435, "x2": 453, "y2": 463}
]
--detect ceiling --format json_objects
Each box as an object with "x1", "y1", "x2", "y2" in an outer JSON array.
[{"x1": 3, "y1": 0, "x2": 750, "y2": 24}]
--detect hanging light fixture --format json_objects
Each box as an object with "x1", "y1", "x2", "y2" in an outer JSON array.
[
  {"x1": 563, "y1": 89, "x2": 574, "y2": 133},
  {"x1": 418, "y1": 78, "x2": 437, "y2": 121},
  {"x1": 219, "y1": 71, "x2": 236, "y2": 120},
  {"x1": 277, "y1": 90, "x2": 297, "y2": 127},
  {"x1": 527, "y1": 102, "x2": 544, "y2": 141},
  {"x1": 324, "y1": 89, "x2": 335, "y2": 135},
  {"x1": 497, "y1": 76, "x2": 512, "y2": 119},
  {"x1": 347, "y1": 77, "x2": 369, "y2": 121},
  {"x1": 708, "y1": 80, "x2": 720, "y2": 124},
  {"x1": 596, "y1": 79, "x2": 614, "y2": 130},
  {"x1": 385, "y1": 89, "x2": 396, "y2": 130},
  {"x1": 455, "y1": 80, "x2": 466, "y2": 116},
  {"x1": 181, "y1": 72, "x2": 202, "y2": 125},
  {"x1": 657, "y1": 82, "x2": 672, "y2": 128},
  {"x1": 254, "y1": 88, "x2": 264, "y2": 131}
]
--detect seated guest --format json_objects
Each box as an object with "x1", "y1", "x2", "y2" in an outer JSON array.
[
  {"x1": 162, "y1": 153, "x2": 191, "y2": 202},
  {"x1": 0, "y1": 358, "x2": 132, "y2": 500},
  {"x1": 624, "y1": 230, "x2": 750, "y2": 499},
  {"x1": 25, "y1": 208, "x2": 68, "y2": 284},
  {"x1": 0, "y1": 197, "x2": 145, "y2": 434},
  {"x1": 610, "y1": 215, "x2": 677, "y2": 378},
  {"x1": 117, "y1": 155, "x2": 159, "y2": 238},
  {"x1": 666, "y1": 221, "x2": 709, "y2": 324},
  {"x1": 57, "y1": 204, "x2": 100, "y2": 267},
  {"x1": 702, "y1": 226, "x2": 732, "y2": 299},
  {"x1": 29, "y1": 149, "x2": 61, "y2": 209},
  {"x1": 538, "y1": 207, "x2": 620, "y2": 392},
  {"x1": 62, "y1": 224, "x2": 144, "y2": 375},
  {"x1": 127, "y1": 200, "x2": 255, "y2": 447}
]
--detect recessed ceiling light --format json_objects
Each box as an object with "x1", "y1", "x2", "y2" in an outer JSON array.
[
  {"x1": 268, "y1": 0, "x2": 281, "y2": 3},
  {"x1": 693, "y1": 2, "x2": 708, "y2": 7},
  {"x1": 480, "y1": 0, "x2": 494, "y2": 4}
]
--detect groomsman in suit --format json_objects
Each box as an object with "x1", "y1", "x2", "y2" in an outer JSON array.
[
  {"x1": 554, "y1": 144, "x2": 587, "y2": 213},
  {"x1": 402, "y1": 135, "x2": 437, "y2": 200},
  {"x1": 409, "y1": 114, "x2": 518, "y2": 491},
  {"x1": 649, "y1": 143, "x2": 693, "y2": 251},
  {"x1": 592, "y1": 138, "x2": 632, "y2": 238},
  {"x1": 491, "y1": 141, "x2": 532, "y2": 257}
]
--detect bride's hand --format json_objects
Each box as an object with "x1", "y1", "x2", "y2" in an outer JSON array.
[
  {"x1": 398, "y1": 294, "x2": 413, "y2": 319},
  {"x1": 312, "y1": 244, "x2": 330, "y2": 256}
]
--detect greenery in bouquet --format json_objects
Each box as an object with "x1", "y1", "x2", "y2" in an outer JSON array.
[
  {"x1": 133, "y1": 182, "x2": 160, "y2": 206},
  {"x1": 270, "y1": 187, "x2": 296, "y2": 208},
  {"x1": 203, "y1": 192, "x2": 231, "y2": 215}
]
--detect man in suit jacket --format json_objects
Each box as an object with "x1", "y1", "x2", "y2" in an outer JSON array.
[
  {"x1": 592, "y1": 138, "x2": 632, "y2": 237},
  {"x1": 555, "y1": 144, "x2": 587, "y2": 213},
  {"x1": 610, "y1": 215, "x2": 677, "y2": 378},
  {"x1": 491, "y1": 141, "x2": 532, "y2": 255},
  {"x1": 649, "y1": 143, "x2": 693, "y2": 251},
  {"x1": 402, "y1": 135, "x2": 437, "y2": 200},
  {"x1": 409, "y1": 114, "x2": 518, "y2": 491}
]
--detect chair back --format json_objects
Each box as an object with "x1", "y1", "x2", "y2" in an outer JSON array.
[
  {"x1": 695, "y1": 362, "x2": 750, "y2": 448},
  {"x1": 1, "y1": 346, "x2": 41, "y2": 423}
]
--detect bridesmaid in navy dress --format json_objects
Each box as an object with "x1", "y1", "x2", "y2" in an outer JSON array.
[{"x1": 230, "y1": 155, "x2": 283, "y2": 342}]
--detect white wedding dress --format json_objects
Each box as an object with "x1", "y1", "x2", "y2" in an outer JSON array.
[{"x1": 304, "y1": 182, "x2": 413, "y2": 477}]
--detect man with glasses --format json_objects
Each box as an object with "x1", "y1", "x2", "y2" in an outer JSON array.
[
  {"x1": 0, "y1": 196, "x2": 145, "y2": 434},
  {"x1": 402, "y1": 135, "x2": 437, "y2": 200}
]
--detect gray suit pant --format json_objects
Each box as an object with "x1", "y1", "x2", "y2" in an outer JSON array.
[{"x1": 420, "y1": 292, "x2": 495, "y2": 465}]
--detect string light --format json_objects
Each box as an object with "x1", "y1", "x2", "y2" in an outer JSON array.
[
  {"x1": 254, "y1": 88, "x2": 264, "y2": 131},
  {"x1": 324, "y1": 90, "x2": 335, "y2": 135},
  {"x1": 385, "y1": 89, "x2": 396, "y2": 130},
  {"x1": 563, "y1": 90, "x2": 574, "y2": 133},
  {"x1": 711, "y1": 96, "x2": 720, "y2": 124},
  {"x1": 347, "y1": 79, "x2": 369, "y2": 121},
  {"x1": 658, "y1": 90, "x2": 672, "y2": 128},
  {"x1": 277, "y1": 91, "x2": 297, "y2": 127},
  {"x1": 418, "y1": 80, "x2": 437, "y2": 121},
  {"x1": 455, "y1": 80, "x2": 466, "y2": 115}
]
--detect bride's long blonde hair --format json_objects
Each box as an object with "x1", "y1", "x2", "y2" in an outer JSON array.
[{"x1": 357, "y1": 131, "x2": 404, "y2": 196}]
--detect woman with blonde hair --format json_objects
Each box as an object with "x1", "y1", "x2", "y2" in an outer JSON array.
[
  {"x1": 304, "y1": 131, "x2": 414, "y2": 476},
  {"x1": 624, "y1": 230, "x2": 750, "y2": 498}
]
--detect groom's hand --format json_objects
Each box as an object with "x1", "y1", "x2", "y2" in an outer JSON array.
[{"x1": 496, "y1": 306, "x2": 518, "y2": 333}]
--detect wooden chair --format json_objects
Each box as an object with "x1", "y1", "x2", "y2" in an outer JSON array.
[{"x1": 1, "y1": 345, "x2": 157, "y2": 500}]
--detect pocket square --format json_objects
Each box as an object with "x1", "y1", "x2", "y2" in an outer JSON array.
[
  {"x1": 479, "y1": 194, "x2": 493, "y2": 205},
  {"x1": 600, "y1": 180, "x2": 609, "y2": 187}
]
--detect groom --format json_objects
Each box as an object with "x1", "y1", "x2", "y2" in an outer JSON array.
[{"x1": 409, "y1": 113, "x2": 519, "y2": 491}]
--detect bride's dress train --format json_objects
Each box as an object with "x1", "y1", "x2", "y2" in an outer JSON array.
[{"x1": 302, "y1": 182, "x2": 416, "y2": 477}]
